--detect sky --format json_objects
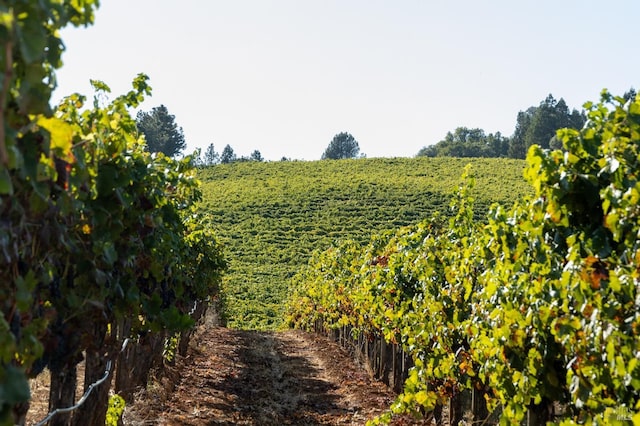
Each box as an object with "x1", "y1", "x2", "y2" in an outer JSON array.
[{"x1": 53, "y1": 1, "x2": 639, "y2": 161}]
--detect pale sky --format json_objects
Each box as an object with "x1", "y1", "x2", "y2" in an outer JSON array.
[{"x1": 54, "y1": 1, "x2": 639, "y2": 161}]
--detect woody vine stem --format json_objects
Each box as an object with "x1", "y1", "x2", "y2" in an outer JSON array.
[{"x1": 0, "y1": 41, "x2": 11, "y2": 166}]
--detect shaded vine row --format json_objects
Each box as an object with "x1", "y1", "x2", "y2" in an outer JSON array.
[{"x1": 0, "y1": 2, "x2": 226, "y2": 425}]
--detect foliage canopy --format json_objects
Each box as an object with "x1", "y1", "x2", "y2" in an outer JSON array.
[
  {"x1": 0, "y1": 3, "x2": 225, "y2": 424},
  {"x1": 287, "y1": 89, "x2": 640, "y2": 424},
  {"x1": 136, "y1": 104, "x2": 186, "y2": 157},
  {"x1": 322, "y1": 132, "x2": 360, "y2": 159}
]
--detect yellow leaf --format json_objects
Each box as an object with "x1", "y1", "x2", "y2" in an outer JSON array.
[
  {"x1": 414, "y1": 390, "x2": 428, "y2": 405},
  {"x1": 37, "y1": 116, "x2": 74, "y2": 158}
]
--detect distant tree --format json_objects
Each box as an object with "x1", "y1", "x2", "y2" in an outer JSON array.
[
  {"x1": 508, "y1": 107, "x2": 536, "y2": 159},
  {"x1": 416, "y1": 145, "x2": 438, "y2": 157},
  {"x1": 249, "y1": 150, "x2": 264, "y2": 162},
  {"x1": 485, "y1": 131, "x2": 510, "y2": 157},
  {"x1": 508, "y1": 95, "x2": 585, "y2": 158},
  {"x1": 220, "y1": 144, "x2": 236, "y2": 164},
  {"x1": 280, "y1": 156, "x2": 290, "y2": 161},
  {"x1": 624, "y1": 87, "x2": 637, "y2": 102},
  {"x1": 322, "y1": 132, "x2": 360, "y2": 160},
  {"x1": 525, "y1": 95, "x2": 564, "y2": 150},
  {"x1": 204, "y1": 143, "x2": 219, "y2": 165},
  {"x1": 136, "y1": 104, "x2": 186, "y2": 157},
  {"x1": 416, "y1": 127, "x2": 509, "y2": 158}
]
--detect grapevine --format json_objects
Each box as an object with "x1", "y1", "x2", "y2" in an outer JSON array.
[
  {"x1": 287, "y1": 91, "x2": 640, "y2": 424},
  {"x1": 0, "y1": 2, "x2": 226, "y2": 424}
]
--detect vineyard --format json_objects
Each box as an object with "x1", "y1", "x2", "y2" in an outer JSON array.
[
  {"x1": 287, "y1": 92, "x2": 640, "y2": 424},
  {"x1": 0, "y1": 3, "x2": 225, "y2": 425},
  {"x1": 2, "y1": 2, "x2": 640, "y2": 426},
  {"x1": 198, "y1": 156, "x2": 530, "y2": 330}
]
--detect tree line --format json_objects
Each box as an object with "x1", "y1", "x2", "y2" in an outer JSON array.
[
  {"x1": 135, "y1": 106, "x2": 265, "y2": 165},
  {"x1": 417, "y1": 91, "x2": 636, "y2": 159},
  {"x1": 195, "y1": 143, "x2": 266, "y2": 166},
  {"x1": 137, "y1": 91, "x2": 634, "y2": 164},
  {"x1": 134, "y1": 105, "x2": 363, "y2": 163}
]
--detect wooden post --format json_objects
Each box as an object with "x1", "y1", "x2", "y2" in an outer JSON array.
[
  {"x1": 48, "y1": 363, "x2": 76, "y2": 426},
  {"x1": 448, "y1": 390, "x2": 465, "y2": 426},
  {"x1": 380, "y1": 339, "x2": 393, "y2": 387},
  {"x1": 114, "y1": 320, "x2": 135, "y2": 402},
  {"x1": 71, "y1": 346, "x2": 113, "y2": 426},
  {"x1": 376, "y1": 337, "x2": 383, "y2": 380},
  {"x1": 390, "y1": 343, "x2": 397, "y2": 390},
  {"x1": 471, "y1": 388, "x2": 489, "y2": 425}
]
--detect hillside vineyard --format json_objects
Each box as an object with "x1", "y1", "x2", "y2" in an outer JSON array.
[
  {"x1": 287, "y1": 93, "x2": 640, "y2": 424},
  {"x1": 198, "y1": 157, "x2": 530, "y2": 330}
]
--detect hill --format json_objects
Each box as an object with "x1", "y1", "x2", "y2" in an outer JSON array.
[{"x1": 198, "y1": 156, "x2": 530, "y2": 330}]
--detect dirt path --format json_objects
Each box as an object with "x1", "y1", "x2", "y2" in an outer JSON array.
[{"x1": 125, "y1": 327, "x2": 424, "y2": 425}]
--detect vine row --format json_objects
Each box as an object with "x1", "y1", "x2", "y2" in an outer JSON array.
[
  {"x1": 287, "y1": 90, "x2": 640, "y2": 425},
  {"x1": 0, "y1": 3, "x2": 226, "y2": 425}
]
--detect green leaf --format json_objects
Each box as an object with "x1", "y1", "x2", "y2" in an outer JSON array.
[
  {"x1": 15, "y1": 270, "x2": 37, "y2": 311},
  {"x1": 103, "y1": 241, "x2": 117, "y2": 266},
  {"x1": 0, "y1": 168, "x2": 12, "y2": 195},
  {"x1": 15, "y1": 17, "x2": 47, "y2": 64},
  {"x1": 0, "y1": 365, "x2": 30, "y2": 406}
]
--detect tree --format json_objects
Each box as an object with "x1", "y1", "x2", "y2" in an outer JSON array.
[
  {"x1": 524, "y1": 95, "x2": 565, "y2": 150},
  {"x1": 136, "y1": 105, "x2": 186, "y2": 157},
  {"x1": 508, "y1": 95, "x2": 585, "y2": 158},
  {"x1": 322, "y1": 132, "x2": 360, "y2": 160},
  {"x1": 220, "y1": 144, "x2": 236, "y2": 164},
  {"x1": 203, "y1": 143, "x2": 219, "y2": 165},
  {"x1": 416, "y1": 145, "x2": 438, "y2": 157},
  {"x1": 508, "y1": 107, "x2": 536, "y2": 159},
  {"x1": 485, "y1": 131, "x2": 510, "y2": 157},
  {"x1": 623, "y1": 87, "x2": 637, "y2": 103},
  {"x1": 249, "y1": 150, "x2": 264, "y2": 162},
  {"x1": 416, "y1": 127, "x2": 509, "y2": 158}
]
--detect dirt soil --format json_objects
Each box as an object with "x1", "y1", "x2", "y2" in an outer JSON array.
[{"x1": 124, "y1": 326, "x2": 427, "y2": 425}]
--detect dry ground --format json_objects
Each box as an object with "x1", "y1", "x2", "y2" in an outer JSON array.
[
  {"x1": 125, "y1": 327, "x2": 425, "y2": 425},
  {"x1": 28, "y1": 326, "x2": 428, "y2": 425}
]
